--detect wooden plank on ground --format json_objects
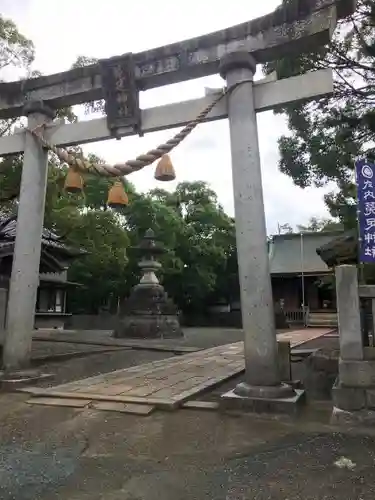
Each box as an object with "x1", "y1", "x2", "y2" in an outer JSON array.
[
  {"x1": 182, "y1": 400, "x2": 219, "y2": 410},
  {"x1": 27, "y1": 397, "x2": 91, "y2": 408},
  {"x1": 20, "y1": 389, "x2": 180, "y2": 410},
  {"x1": 91, "y1": 401, "x2": 155, "y2": 415},
  {"x1": 26, "y1": 396, "x2": 154, "y2": 414},
  {"x1": 278, "y1": 328, "x2": 333, "y2": 347}
]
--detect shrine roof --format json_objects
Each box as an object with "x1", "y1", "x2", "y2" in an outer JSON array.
[
  {"x1": 269, "y1": 231, "x2": 344, "y2": 275},
  {"x1": 0, "y1": 215, "x2": 86, "y2": 259},
  {"x1": 316, "y1": 230, "x2": 357, "y2": 267}
]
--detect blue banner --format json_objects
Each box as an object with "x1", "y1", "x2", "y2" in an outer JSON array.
[{"x1": 356, "y1": 159, "x2": 375, "y2": 263}]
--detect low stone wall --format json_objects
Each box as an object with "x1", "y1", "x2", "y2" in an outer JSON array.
[
  {"x1": 65, "y1": 314, "x2": 119, "y2": 331},
  {"x1": 304, "y1": 348, "x2": 339, "y2": 400},
  {"x1": 35, "y1": 315, "x2": 69, "y2": 330},
  {"x1": 181, "y1": 311, "x2": 242, "y2": 328},
  {"x1": 65, "y1": 312, "x2": 243, "y2": 330},
  {"x1": 65, "y1": 309, "x2": 289, "y2": 331}
]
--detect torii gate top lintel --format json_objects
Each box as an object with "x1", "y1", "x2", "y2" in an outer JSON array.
[{"x1": 0, "y1": 0, "x2": 355, "y2": 119}]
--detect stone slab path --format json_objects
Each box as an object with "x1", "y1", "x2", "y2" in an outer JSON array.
[{"x1": 23, "y1": 328, "x2": 332, "y2": 412}]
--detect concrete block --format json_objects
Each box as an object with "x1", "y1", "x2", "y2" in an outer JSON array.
[
  {"x1": 364, "y1": 347, "x2": 375, "y2": 360},
  {"x1": 335, "y1": 265, "x2": 363, "y2": 360},
  {"x1": 307, "y1": 348, "x2": 339, "y2": 374},
  {"x1": 332, "y1": 379, "x2": 366, "y2": 411},
  {"x1": 339, "y1": 359, "x2": 375, "y2": 387},
  {"x1": 278, "y1": 340, "x2": 291, "y2": 382},
  {"x1": 366, "y1": 389, "x2": 375, "y2": 409},
  {"x1": 304, "y1": 349, "x2": 339, "y2": 400},
  {"x1": 331, "y1": 406, "x2": 375, "y2": 426},
  {"x1": 220, "y1": 388, "x2": 305, "y2": 415}
]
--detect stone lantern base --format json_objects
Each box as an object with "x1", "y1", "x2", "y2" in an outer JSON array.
[
  {"x1": 113, "y1": 283, "x2": 183, "y2": 339},
  {"x1": 114, "y1": 314, "x2": 182, "y2": 339}
]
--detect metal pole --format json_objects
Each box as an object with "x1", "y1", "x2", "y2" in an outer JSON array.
[{"x1": 300, "y1": 232, "x2": 306, "y2": 326}]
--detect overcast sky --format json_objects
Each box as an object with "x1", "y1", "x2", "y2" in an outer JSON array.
[{"x1": 0, "y1": 0, "x2": 335, "y2": 234}]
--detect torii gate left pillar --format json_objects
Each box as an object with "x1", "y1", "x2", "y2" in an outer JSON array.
[{"x1": 3, "y1": 101, "x2": 54, "y2": 371}]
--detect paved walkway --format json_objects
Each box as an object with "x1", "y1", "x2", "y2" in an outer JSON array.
[{"x1": 23, "y1": 329, "x2": 331, "y2": 411}]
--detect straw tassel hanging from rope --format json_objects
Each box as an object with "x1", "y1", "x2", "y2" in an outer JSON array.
[
  {"x1": 154, "y1": 154, "x2": 176, "y2": 181},
  {"x1": 107, "y1": 180, "x2": 129, "y2": 209},
  {"x1": 64, "y1": 167, "x2": 84, "y2": 193}
]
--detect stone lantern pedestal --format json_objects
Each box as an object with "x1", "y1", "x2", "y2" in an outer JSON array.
[{"x1": 113, "y1": 229, "x2": 183, "y2": 339}]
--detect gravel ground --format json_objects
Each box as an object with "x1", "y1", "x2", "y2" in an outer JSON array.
[{"x1": 0, "y1": 327, "x2": 359, "y2": 499}]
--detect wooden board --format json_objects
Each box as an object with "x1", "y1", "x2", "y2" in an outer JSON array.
[
  {"x1": 27, "y1": 397, "x2": 91, "y2": 408},
  {"x1": 22, "y1": 389, "x2": 180, "y2": 410},
  {"x1": 182, "y1": 400, "x2": 219, "y2": 411},
  {"x1": 91, "y1": 401, "x2": 155, "y2": 415}
]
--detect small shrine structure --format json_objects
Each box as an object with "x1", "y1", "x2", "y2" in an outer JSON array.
[{"x1": 0, "y1": 214, "x2": 85, "y2": 340}]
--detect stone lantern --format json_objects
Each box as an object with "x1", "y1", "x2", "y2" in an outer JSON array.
[{"x1": 113, "y1": 228, "x2": 183, "y2": 339}]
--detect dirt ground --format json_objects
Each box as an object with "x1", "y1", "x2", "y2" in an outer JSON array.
[{"x1": 3, "y1": 328, "x2": 373, "y2": 500}]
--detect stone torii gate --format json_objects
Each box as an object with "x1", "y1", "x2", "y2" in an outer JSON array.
[{"x1": 0, "y1": 1, "x2": 355, "y2": 409}]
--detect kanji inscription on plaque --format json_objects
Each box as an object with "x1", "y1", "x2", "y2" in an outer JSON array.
[{"x1": 99, "y1": 53, "x2": 140, "y2": 138}]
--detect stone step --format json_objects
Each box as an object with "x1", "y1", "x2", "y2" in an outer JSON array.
[{"x1": 307, "y1": 312, "x2": 338, "y2": 327}]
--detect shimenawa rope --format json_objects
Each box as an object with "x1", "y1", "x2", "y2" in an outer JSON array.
[{"x1": 26, "y1": 80, "x2": 248, "y2": 179}]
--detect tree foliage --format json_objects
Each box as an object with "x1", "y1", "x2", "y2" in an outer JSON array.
[
  {"x1": 0, "y1": 14, "x2": 35, "y2": 207},
  {"x1": 296, "y1": 217, "x2": 344, "y2": 233},
  {"x1": 264, "y1": 0, "x2": 374, "y2": 229}
]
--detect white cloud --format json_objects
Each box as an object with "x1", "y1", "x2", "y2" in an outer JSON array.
[{"x1": 0, "y1": 0, "x2": 332, "y2": 234}]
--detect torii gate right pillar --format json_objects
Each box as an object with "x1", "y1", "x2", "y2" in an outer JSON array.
[{"x1": 220, "y1": 51, "x2": 303, "y2": 412}]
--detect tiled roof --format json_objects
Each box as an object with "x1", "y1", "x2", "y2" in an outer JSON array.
[
  {"x1": 0, "y1": 216, "x2": 59, "y2": 241},
  {"x1": 0, "y1": 215, "x2": 85, "y2": 256}
]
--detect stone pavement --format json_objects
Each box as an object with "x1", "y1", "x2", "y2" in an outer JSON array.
[
  {"x1": 23, "y1": 329, "x2": 331, "y2": 411},
  {"x1": 23, "y1": 342, "x2": 245, "y2": 410}
]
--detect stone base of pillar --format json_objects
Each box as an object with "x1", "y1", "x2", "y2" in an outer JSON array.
[
  {"x1": 220, "y1": 382, "x2": 305, "y2": 415},
  {"x1": 330, "y1": 372, "x2": 375, "y2": 426},
  {"x1": 0, "y1": 370, "x2": 54, "y2": 391}
]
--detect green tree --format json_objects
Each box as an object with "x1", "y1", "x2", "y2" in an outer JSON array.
[
  {"x1": 162, "y1": 181, "x2": 236, "y2": 310},
  {"x1": 41, "y1": 161, "x2": 134, "y2": 313},
  {"x1": 118, "y1": 181, "x2": 237, "y2": 312},
  {"x1": 297, "y1": 216, "x2": 344, "y2": 233},
  {"x1": 63, "y1": 210, "x2": 130, "y2": 313},
  {"x1": 0, "y1": 14, "x2": 35, "y2": 210},
  {"x1": 0, "y1": 15, "x2": 34, "y2": 73},
  {"x1": 264, "y1": 0, "x2": 373, "y2": 229},
  {"x1": 277, "y1": 223, "x2": 293, "y2": 234}
]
